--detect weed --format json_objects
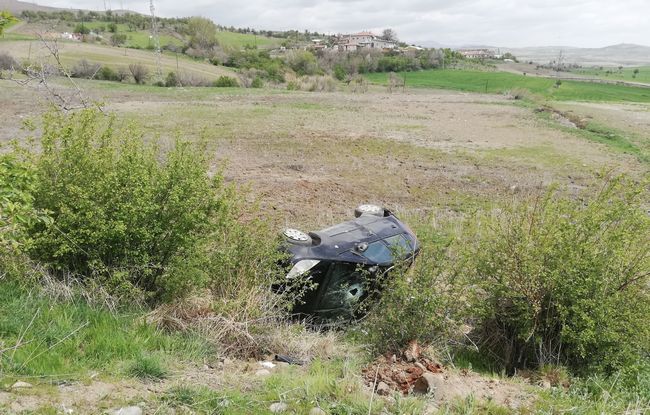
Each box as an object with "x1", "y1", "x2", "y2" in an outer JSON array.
[{"x1": 126, "y1": 354, "x2": 167, "y2": 380}]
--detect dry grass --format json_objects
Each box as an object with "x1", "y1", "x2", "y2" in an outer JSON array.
[{"x1": 147, "y1": 288, "x2": 346, "y2": 362}]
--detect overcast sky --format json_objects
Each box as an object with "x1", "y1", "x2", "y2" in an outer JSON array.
[{"x1": 37, "y1": 0, "x2": 649, "y2": 48}]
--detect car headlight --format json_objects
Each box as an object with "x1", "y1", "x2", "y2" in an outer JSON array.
[{"x1": 287, "y1": 259, "x2": 321, "y2": 279}]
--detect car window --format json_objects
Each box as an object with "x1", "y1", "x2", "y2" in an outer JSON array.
[
  {"x1": 319, "y1": 263, "x2": 365, "y2": 311},
  {"x1": 384, "y1": 234, "x2": 413, "y2": 257},
  {"x1": 362, "y1": 241, "x2": 394, "y2": 264}
]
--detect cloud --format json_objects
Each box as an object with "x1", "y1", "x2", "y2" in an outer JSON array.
[{"x1": 39, "y1": 0, "x2": 650, "y2": 47}]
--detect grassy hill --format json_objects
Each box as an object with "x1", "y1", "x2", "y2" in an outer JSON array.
[
  {"x1": 366, "y1": 69, "x2": 650, "y2": 103},
  {"x1": 0, "y1": 39, "x2": 236, "y2": 80}
]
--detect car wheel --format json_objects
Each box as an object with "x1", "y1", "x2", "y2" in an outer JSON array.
[
  {"x1": 283, "y1": 228, "x2": 312, "y2": 245},
  {"x1": 354, "y1": 204, "x2": 385, "y2": 218}
]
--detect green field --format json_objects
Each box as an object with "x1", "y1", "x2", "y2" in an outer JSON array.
[
  {"x1": 215, "y1": 30, "x2": 282, "y2": 49},
  {"x1": 571, "y1": 66, "x2": 650, "y2": 83},
  {"x1": 366, "y1": 69, "x2": 650, "y2": 102}
]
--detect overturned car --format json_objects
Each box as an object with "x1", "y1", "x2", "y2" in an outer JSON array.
[{"x1": 280, "y1": 205, "x2": 420, "y2": 320}]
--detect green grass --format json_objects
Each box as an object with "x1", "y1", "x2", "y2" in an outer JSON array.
[
  {"x1": 74, "y1": 21, "x2": 183, "y2": 49},
  {"x1": 126, "y1": 354, "x2": 168, "y2": 380},
  {"x1": 215, "y1": 31, "x2": 281, "y2": 49},
  {"x1": 571, "y1": 66, "x2": 650, "y2": 84},
  {"x1": 159, "y1": 358, "x2": 426, "y2": 414},
  {"x1": 366, "y1": 69, "x2": 650, "y2": 103},
  {"x1": 0, "y1": 283, "x2": 209, "y2": 381}
]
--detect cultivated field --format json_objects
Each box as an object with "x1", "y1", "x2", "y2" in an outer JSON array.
[{"x1": 1, "y1": 76, "x2": 646, "y2": 228}]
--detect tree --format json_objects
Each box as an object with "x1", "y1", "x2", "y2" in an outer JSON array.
[
  {"x1": 633, "y1": 68, "x2": 640, "y2": 78},
  {"x1": 0, "y1": 11, "x2": 17, "y2": 37},
  {"x1": 187, "y1": 16, "x2": 217, "y2": 50},
  {"x1": 129, "y1": 63, "x2": 149, "y2": 84},
  {"x1": 381, "y1": 28, "x2": 398, "y2": 42}
]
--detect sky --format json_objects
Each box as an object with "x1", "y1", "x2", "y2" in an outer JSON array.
[{"x1": 37, "y1": 0, "x2": 650, "y2": 48}]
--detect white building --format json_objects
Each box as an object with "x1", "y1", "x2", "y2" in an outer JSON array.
[{"x1": 336, "y1": 31, "x2": 397, "y2": 52}]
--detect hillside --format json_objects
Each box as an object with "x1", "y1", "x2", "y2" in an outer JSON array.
[
  {"x1": 0, "y1": 0, "x2": 62, "y2": 14},
  {"x1": 502, "y1": 43, "x2": 650, "y2": 66}
]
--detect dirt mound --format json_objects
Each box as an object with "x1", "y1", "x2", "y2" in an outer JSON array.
[{"x1": 363, "y1": 342, "x2": 532, "y2": 409}]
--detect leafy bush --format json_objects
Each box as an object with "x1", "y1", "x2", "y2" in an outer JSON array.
[
  {"x1": 225, "y1": 49, "x2": 285, "y2": 82},
  {"x1": 462, "y1": 177, "x2": 650, "y2": 374},
  {"x1": 0, "y1": 154, "x2": 50, "y2": 257},
  {"x1": 286, "y1": 50, "x2": 321, "y2": 76},
  {"x1": 165, "y1": 71, "x2": 179, "y2": 87},
  {"x1": 250, "y1": 76, "x2": 263, "y2": 88},
  {"x1": 23, "y1": 109, "x2": 230, "y2": 302},
  {"x1": 362, "y1": 216, "x2": 464, "y2": 353},
  {"x1": 333, "y1": 64, "x2": 346, "y2": 81},
  {"x1": 213, "y1": 75, "x2": 239, "y2": 87},
  {"x1": 97, "y1": 65, "x2": 118, "y2": 81}
]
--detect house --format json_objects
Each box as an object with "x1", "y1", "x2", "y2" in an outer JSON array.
[
  {"x1": 458, "y1": 49, "x2": 496, "y2": 59},
  {"x1": 336, "y1": 31, "x2": 397, "y2": 52}
]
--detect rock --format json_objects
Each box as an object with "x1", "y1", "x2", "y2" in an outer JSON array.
[
  {"x1": 391, "y1": 354, "x2": 397, "y2": 364},
  {"x1": 269, "y1": 402, "x2": 288, "y2": 413},
  {"x1": 111, "y1": 407, "x2": 143, "y2": 415},
  {"x1": 255, "y1": 369, "x2": 271, "y2": 377},
  {"x1": 414, "y1": 362, "x2": 426, "y2": 371},
  {"x1": 309, "y1": 408, "x2": 327, "y2": 415},
  {"x1": 403, "y1": 340, "x2": 421, "y2": 362},
  {"x1": 413, "y1": 373, "x2": 445, "y2": 395},
  {"x1": 11, "y1": 381, "x2": 33, "y2": 389},
  {"x1": 538, "y1": 379, "x2": 552, "y2": 389},
  {"x1": 376, "y1": 381, "x2": 391, "y2": 396},
  {"x1": 259, "y1": 361, "x2": 276, "y2": 369}
]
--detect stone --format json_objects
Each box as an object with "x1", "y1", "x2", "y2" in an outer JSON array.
[
  {"x1": 403, "y1": 340, "x2": 421, "y2": 362},
  {"x1": 414, "y1": 362, "x2": 426, "y2": 371},
  {"x1": 255, "y1": 369, "x2": 271, "y2": 377},
  {"x1": 309, "y1": 408, "x2": 327, "y2": 415},
  {"x1": 376, "y1": 381, "x2": 391, "y2": 396},
  {"x1": 413, "y1": 373, "x2": 444, "y2": 395},
  {"x1": 11, "y1": 381, "x2": 33, "y2": 389},
  {"x1": 269, "y1": 402, "x2": 288, "y2": 413},
  {"x1": 259, "y1": 361, "x2": 276, "y2": 369},
  {"x1": 111, "y1": 406, "x2": 143, "y2": 415}
]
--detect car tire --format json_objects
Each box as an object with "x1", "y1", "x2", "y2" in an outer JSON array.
[
  {"x1": 354, "y1": 204, "x2": 385, "y2": 218},
  {"x1": 283, "y1": 228, "x2": 312, "y2": 245}
]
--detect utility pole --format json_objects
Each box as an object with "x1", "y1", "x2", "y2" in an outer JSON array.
[{"x1": 149, "y1": 0, "x2": 162, "y2": 82}]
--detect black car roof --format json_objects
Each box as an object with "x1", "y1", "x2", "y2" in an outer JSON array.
[{"x1": 285, "y1": 213, "x2": 418, "y2": 265}]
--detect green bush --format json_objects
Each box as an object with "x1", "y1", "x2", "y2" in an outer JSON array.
[
  {"x1": 333, "y1": 64, "x2": 346, "y2": 81},
  {"x1": 97, "y1": 65, "x2": 118, "y2": 81},
  {"x1": 362, "y1": 216, "x2": 464, "y2": 353},
  {"x1": 0, "y1": 153, "x2": 50, "y2": 257},
  {"x1": 213, "y1": 75, "x2": 239, "y2": 87},
  {"x1": 462, "y1": 177, "x2": 650, "y2": 374},
  {"x1": 23, "y1": 109, "x2": 229, "y2": 302},
  {"x1": 250, "y1": 76, "x2": 263, "y2": 88},
  {"x1": 165, "y1": 71, "x2": 179, "y2": 87},
  {"x1": 126, "y1": 354, "x2": 167, "y2": 380}
]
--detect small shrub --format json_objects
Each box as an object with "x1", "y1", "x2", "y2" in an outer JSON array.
[
  {"x1": 286, "y1": 80, "x2": 299, "y2": 91},
  {"x1": 71, "y1": 59, "x2": 101, "y2": 79},
  {"x1": 333, "y1": 64, "x2": 346, "y2": 81},
  {"x1": 250, "y1": 76, "x2": 263, "y2": 88},
  {"x1": 176, "y1": 72, "x2": 211, "y2": 87},
  {"x1": 0, "y1": 52, "x2": 18, "y2": 71},
  {"x1": 213, "y1": 75, "x2": 239, "y2": 87},
  {"x1": 126, "y1": 354, "x2": 167, "y2": 380},
  {"x1": 129, "y1": 63, "x2": 149, "y2": 84},
  {"x1": 165, "y1": 71, "x2": 179, "y2": 87},
  {"x1": 97, "y1": 65, "x2": 118, "y2": 81}
]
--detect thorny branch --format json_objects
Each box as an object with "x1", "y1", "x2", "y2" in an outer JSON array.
[{"x1": 7, "y1": 24, "x2": 103, "y2": 112}]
